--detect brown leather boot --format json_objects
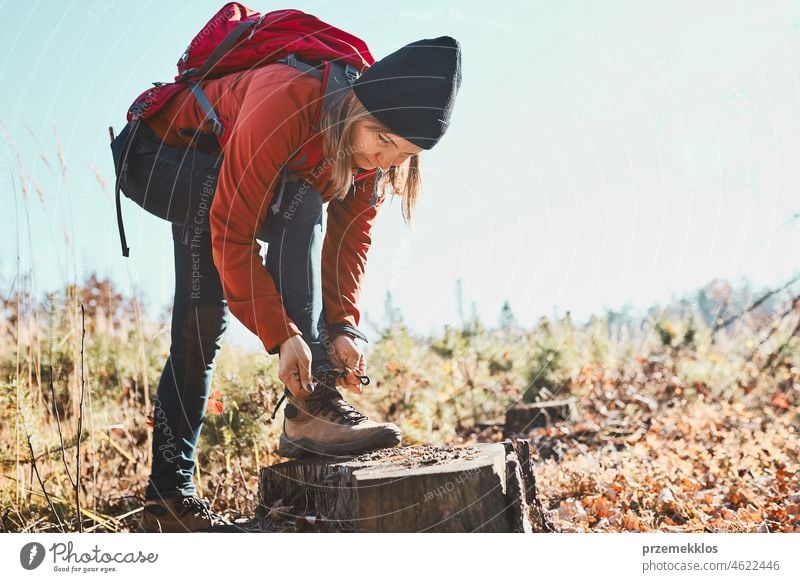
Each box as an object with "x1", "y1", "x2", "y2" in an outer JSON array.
[
  {"x1": 137, "y1": 495, "x2": 231, "y2": 532},
  {"x1": 277, "y1": 370, "x2": 402, "y2": 458}
]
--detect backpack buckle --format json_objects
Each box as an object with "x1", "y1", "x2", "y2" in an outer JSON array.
[{"x1": 344, "y1": 63, "x2": 359, "y2": 85}]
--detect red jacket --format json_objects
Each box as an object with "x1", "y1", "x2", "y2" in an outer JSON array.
[{"x1": 145, "y1": 63, "x2": 385, "y2": 353}]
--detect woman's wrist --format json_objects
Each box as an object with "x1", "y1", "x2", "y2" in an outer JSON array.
[{"x1": 326, "y1": 322, "x2": 368, "y2": 343}]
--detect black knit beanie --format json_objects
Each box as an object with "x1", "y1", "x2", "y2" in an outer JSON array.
[{"x1": 352, "y1": 36, "x2": 462, "y2": 150}]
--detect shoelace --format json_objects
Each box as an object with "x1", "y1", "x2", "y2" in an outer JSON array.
[
  {"x1": 269, "y1": 369, "x2": 370, "y2": 423},
  {"x1": 305, "y1": 381, "x2": 368, "y2": 425},
  {"x1": 179, "y1": 496, "x2": 225, "y2": 525},
  {"x1": 269, "y1": 369, "x2": 362, "y2": 420}
]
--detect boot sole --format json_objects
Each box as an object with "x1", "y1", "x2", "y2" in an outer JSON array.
[{"x1": 277, "y1": 429, "x2": 402, "y2": 459}]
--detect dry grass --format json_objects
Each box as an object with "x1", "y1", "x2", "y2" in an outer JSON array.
[{"x1": 1, "y1": 272, "x2": 798, "y2": 532}]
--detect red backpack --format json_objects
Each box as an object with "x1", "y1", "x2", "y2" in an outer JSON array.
[
  {"x1": 126, "y1": 2, "x2": 374, "y2": 141},
  {"x1": 111, "y1": 3, "x2": 375, "y2": 256}
]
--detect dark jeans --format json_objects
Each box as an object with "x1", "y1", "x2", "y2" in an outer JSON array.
[{"x1": 145, "y1": 177, "x2": 334, "y2": 500}]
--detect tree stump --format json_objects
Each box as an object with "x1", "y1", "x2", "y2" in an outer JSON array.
[
  {"x1": 258, "y1": 438, "x2": 554, "y2": 532},
  {"x1": 504, "y1": 397, "x2": 579, "y2": 437}
]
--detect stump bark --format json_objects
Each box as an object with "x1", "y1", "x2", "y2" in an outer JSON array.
[{"x1": 258, "y1": 438, "x2": 554, "y2": 532}]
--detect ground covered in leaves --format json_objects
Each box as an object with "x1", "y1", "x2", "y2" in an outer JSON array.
[{"x1": 463, "y1": 357, "x2": 799, "y2": 532}]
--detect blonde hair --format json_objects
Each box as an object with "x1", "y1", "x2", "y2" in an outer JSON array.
[{"x1": 319, "y1": 89, "x2": 421, "y2": 224}]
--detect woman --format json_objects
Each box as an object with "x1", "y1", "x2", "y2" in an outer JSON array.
[{"x1": 133, "y1": 36, "x2": 462, "y2": 532}]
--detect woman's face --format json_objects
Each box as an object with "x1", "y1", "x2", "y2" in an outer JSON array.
[{"x1": 349, "y1": 120, "x2": 423, "y2": 171}]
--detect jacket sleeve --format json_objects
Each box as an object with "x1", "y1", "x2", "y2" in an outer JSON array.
[
  {"x1": 322, "y1": 171, "x2": 387, "y2": 343},
  {"x1": 209, "y1": 72, "x2": 316, "y2": 354}
]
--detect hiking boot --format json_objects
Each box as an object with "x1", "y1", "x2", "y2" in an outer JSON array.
[
  {"x1": 137, "y1": 495, "x2": 231, "y2": 532},
  {"x1": 277, "y1": 369, "x2": 402, "y2": 458}
]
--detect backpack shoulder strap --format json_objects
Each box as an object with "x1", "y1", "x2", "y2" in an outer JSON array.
[
  {"x1": 179, "y1": 19, "x2": 258, "y2": 82},
  {"x1": 281, "y1": 58, "x2": 360, "y2": 173},
  {"x1": 317, "y1": 60, "x2": 360, "y2": 126}
]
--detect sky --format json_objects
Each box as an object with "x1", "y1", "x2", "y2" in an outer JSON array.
[{"x1": 1, "y1": 0, "x2": 799, "y2": 350}]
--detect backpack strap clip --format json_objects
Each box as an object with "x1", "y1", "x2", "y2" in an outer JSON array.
[
  {"x1": 269, "y1": 165, "x2": 290, "y2": 215},
  {"x1": 188, "y1": 81, "x2": 225, "y2": 138},
  {"x1": 343, "y1": 63, "x2": 360, "y2": 84},
  {"x1": 277, "y1": 53, "x2": 324, "y2": 80}
]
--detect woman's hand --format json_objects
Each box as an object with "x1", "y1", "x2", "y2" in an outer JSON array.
[
  {"x1": 329, "y1": 335, "x2": 366, "y2": 394},
  {"x1": 278, "y1": 335, "x2": 315, "y2": 398}
]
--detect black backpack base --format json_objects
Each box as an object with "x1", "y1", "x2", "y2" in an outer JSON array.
[{"x1": 110, "y1": 120, "x2": 223, "y2": 255}]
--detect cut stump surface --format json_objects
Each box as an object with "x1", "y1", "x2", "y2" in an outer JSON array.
[{"x1": 258, "y1": 438, "x2": 554, "y2": 532}]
